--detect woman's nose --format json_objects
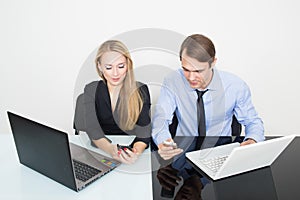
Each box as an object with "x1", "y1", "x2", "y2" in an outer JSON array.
[{"x1": 112, "y1": 67, "x2": 119, "y2": 76}]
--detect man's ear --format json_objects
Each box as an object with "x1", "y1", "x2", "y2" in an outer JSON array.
[{"x1": 211, "y1": 58, "x2": 217, "y2": 68}]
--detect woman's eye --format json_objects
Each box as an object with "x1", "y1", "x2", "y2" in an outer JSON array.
[
  {"x1": 118, "y1": 63, "x2": 125, "y2": 68},
  {"x1": 105, "y1": 65, "x2": 112, "y2": 70}
]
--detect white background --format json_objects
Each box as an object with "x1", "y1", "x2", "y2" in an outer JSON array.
[{"x1": 1, "y1": 0, "x2": 300, "y2": 136}]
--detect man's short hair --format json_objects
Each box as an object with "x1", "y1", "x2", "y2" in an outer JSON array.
[{"x1": 180, "y1": 34, "x2": 216, "y2": 64}]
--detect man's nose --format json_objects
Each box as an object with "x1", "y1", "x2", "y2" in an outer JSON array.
[{"x1": 188, "y1": 71, "x2": 196, "y2": 80}]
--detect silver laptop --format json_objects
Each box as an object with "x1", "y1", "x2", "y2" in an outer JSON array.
[
  {"x1": 186, "y1": 135, "x2": 296, "y2": 180},
  {"x1": 7, "y1": 111, "x2": 121, "y2": 191}
]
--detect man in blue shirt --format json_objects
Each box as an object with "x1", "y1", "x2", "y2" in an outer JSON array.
[{"x1": 152, "y1": 34, "x2": 265, "y2": 160}]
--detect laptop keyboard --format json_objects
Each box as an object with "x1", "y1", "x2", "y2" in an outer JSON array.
[
  {"x1": 73, "y1": 160, "x2": 102, "y2": 182},
  {"x1": 201, "y1": 155, "x2": 228, "y2": 173}
]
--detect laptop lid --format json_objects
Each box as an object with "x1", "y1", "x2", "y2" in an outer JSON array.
[
  {"x1": 7, "y1": 111, "x2": 120, "y2": 191},
  {"x1": 216, "y1": 135, "x2": 295, "y2": 180},
  {"x1": 186, "y1": 135, "x2": 296, "y2": 181}
]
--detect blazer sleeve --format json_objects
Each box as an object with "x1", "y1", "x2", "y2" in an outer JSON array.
[{"x1": 83, "y1": 81, "x2": 107, "y2": 141}]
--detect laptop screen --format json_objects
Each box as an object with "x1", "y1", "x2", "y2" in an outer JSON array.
[{"x1": 8, "y1": 112, "x2": 77, "y2": 190}]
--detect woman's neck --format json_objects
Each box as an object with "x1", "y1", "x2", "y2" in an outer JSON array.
[{"x1": 108, "y1": 83, "x2": 122, "y2": 112}]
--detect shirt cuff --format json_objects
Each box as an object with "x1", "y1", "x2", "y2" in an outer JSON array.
[{"x1": 153, "y1": 131, "x2": 172, "y2": 146}]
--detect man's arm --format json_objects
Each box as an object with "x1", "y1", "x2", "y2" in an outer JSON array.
[
  {"x1": 234, "y1": 82, "x2": 265, "y2": 143},
  {"x1": 152, "y1": 79, "x2": 177, "y2": 145},
  {"x1": 152, "y1": 78, "x2": 183, "y2": 159}
]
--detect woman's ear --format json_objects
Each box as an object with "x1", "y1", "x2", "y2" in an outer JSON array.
[{"x1": 97, "y1": 62, "x2": 103, "y2": 72}]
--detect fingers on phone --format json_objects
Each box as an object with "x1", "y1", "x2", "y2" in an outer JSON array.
[
  {"x1": 117, "y1": 148, "x2": 139, "y2": 164},
  {"x1": 159, "y1": 148, "x2": 183, "y2": 160}
]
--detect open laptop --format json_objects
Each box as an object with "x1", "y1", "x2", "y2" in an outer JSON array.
[
  {"x1": 7, "y1": 111, "x2": 121, "y2": 191},
  {"x1": 186, "y1": 134, "x2": 296, "y2": 181}
]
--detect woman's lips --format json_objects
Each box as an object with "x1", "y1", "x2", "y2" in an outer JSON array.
[{"x1": 112, "y1": 78, "x2": 120, "y2": 82}]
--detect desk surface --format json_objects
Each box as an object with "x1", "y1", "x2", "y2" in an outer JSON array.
[
  {"x1": 2, "y1": 133, "x2": 299, "y2": 200},
  {"x1": 151, "y1": 136, "x2": 244, "y2": 200},
  {"x1": 151, "y1": 136, "x2": 300, "y2": 200},
  {"x1": 0, "y1": 133, "x2": 152, "y2": 200}
]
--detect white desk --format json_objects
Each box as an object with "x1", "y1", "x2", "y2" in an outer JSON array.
[{"x1": 0, "y1": 133, "x2": 153, "y2": 200}]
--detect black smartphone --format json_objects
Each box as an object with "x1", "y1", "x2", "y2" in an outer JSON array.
[
  {"x1": 160, "y1": 187, "x2": 175, "y2": 198},
  {"x1": 117, "y1": 144, "x2": 133, "y2": 152}
]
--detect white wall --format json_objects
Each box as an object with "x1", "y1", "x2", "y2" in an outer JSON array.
[{"x1": 1, "y1": 0, "x2": 300, "y2": 136}]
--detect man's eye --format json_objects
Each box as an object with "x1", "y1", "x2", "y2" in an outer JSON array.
[{"x1": 182, "y1": 67, "x2": 189, "y2": 72}]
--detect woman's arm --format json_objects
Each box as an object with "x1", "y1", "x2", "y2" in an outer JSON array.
[
  {"x1": 132, "y1": 141, "x2": 147, "y2": 154},
  {"x1": 92, "y1": 137, "x2": 118, "y2": 158},
  {"x1": 83, "y1": 81, "x2": 106, "y2": 140}
]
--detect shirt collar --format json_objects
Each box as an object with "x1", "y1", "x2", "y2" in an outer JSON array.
[{"x1": 206, "y1": 68, "x2": 222, "y2": 91}]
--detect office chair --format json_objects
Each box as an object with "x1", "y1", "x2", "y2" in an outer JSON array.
[
  {"x1": 73, "y1": 93, "x2": 85, "y2": 135},
  {"x1": 231, "y1": 115, "x2": 242, "y2": 136},
  {"x1": 150, "y1": 113, "x2": 242, "y2": 151},
  {"x1": 168, "y1": 113, "x2": 242, "y2": 138}
]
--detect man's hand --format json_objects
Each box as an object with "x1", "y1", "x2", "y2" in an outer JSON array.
[
  {"x1": 158, "y1": 139, "x2": 183, "y2": 160},
  {"x1": 240, "y1": 138, "x2": 256, "y2": 146},
  {"x1": 157, "y1": 165, "x2": 181, "y2": 190},
  {"x1": 175, "y1": 175, "x2": 203, "y2": 200}
]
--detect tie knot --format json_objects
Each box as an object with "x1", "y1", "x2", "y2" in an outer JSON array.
[{"x1": 196, "y1": 89, "x2": 208, "y2": 98}]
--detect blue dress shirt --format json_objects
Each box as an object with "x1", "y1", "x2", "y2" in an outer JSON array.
[{"x1": 152, "y1": 68, "x2": 265, "y2": 145}]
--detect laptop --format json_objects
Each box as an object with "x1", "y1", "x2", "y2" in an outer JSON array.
[
  {"x1": 186, "y1": 134, "x2": 296, "y2": 181},
  {"x1": 7, "y1": 111, "x2": 121, "y2": 191}
]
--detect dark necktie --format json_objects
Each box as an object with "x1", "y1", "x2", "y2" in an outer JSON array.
[{"x1": 196, "y1": 89, "x2": 208, "y2": 136}]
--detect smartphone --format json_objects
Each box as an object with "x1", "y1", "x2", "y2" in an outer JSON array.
[
  {"x1": 163, "y1": 140, "x2": 177, "y2": 149},
  {"x1": 160, "y1": 187, "x2": 175, "y2": 198},
  {"x1": 117, "y1": 144, "x2": 133, "y2": 152}
]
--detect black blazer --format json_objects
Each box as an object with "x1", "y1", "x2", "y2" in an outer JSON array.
[{"x1": 83, "y1": 80, "x2": 151, "y2": 146}]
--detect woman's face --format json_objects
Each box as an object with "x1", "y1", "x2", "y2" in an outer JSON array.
[{"x1": 98, "y1": 51, "x2": 128, "y2": 89}]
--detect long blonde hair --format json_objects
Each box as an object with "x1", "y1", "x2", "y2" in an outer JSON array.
[{"x1": 95, "y1": 40, "x2": 143, "y2": 131}]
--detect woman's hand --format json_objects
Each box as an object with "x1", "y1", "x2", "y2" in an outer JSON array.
[
  {"x1": 110, "y1": 144, "x2": 140, "y2": 164},
  {"x1": 116, "y1": 147, "x2": 139, "y2": 164},
  {"x1": 93, "y1": 138, "x2": 144, "y2": 164}
]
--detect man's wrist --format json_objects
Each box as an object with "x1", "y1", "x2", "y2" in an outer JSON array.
[{"x1": 245, "y1": 138, "x2": 257, "y2": 143}]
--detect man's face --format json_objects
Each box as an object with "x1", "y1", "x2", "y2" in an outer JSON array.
[{"x1": 181, "y1": 50, "x2": 215, "y2": 89}]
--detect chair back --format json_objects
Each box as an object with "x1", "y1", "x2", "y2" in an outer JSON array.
[
  {"x1": 169, "y1": 113, "x2": 242, "y2": 137},
  {"x1": 73, "y1": 93, "x2": 85, "y2": 135}
]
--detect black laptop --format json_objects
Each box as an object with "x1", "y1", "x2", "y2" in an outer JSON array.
[{"x1": 7, "y1": 111, "x2": 121, "y2": 192}]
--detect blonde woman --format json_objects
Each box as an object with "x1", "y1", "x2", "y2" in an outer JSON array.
[{"x1": 83, "y1": 40, "x2": 151, "y2": 164}]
